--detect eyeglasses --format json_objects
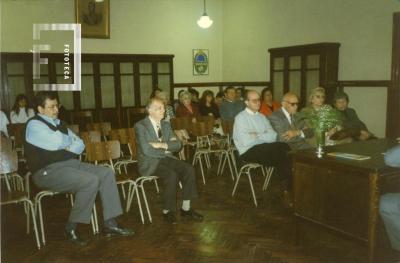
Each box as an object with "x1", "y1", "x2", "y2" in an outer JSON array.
[
  {"x1": 45, "y1": 104, "x2": 59, "y2": 110},
  {"x1": 247, "y1": 99, "x2": 260, "y2": 103},
  {"x1": 283, "y1": 101, "x2": 299, "y2": 106}
]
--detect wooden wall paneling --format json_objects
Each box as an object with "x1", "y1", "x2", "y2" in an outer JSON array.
[
  {"x1": 387, "y1": 12, "x2": 400, "y2": 138},
  {"x1": 93, "y1": 62, "x2": 101, "y2": 122}
]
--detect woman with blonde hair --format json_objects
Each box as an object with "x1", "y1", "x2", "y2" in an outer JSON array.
[
  {"x1": 301, "y1": 87, "x2": 341, "y2": 145},
  {"x1": 176, "y1": 91, "x2": 200, "y2": 118}
]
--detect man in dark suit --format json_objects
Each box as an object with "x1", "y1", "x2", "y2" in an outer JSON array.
[
  {"x1": 269, "y1": 92, "x2": 313, "y2": 150},
  {"x1": 134, "y1": 97, "x2": 203, "y2": 224}
]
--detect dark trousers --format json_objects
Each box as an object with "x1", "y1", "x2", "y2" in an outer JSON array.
[
  {"x1": 241, "y1": 142, "x2": 292, "y2": 188},
  {"x1": 152, "y1": 157, "x2": 198, "y2": 212},
  {"x1": 33, "y1": 159, "x2": 123, "y2": 224}
]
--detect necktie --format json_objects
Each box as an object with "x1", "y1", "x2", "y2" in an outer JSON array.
[
  {"x1": 289, "y1": 114, "x2": 295, "y2": 128},
  {"x1": 156, "y1": 124, "x2": 162, "y2": 141}
]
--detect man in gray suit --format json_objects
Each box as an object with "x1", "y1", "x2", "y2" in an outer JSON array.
[
  {"x1": 25, "y1": 91, "x2": 133, "y2": 246},
  {"x1": 135, "y1": 97, "x2": 203, "y2": 224},
  {"x1": 269, "y1": 92, "x2": 313, "y2": 150}
]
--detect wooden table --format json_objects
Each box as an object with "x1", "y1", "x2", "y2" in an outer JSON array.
[{"x1": 291, "y1": 139, "x2": 400, "y2": 263}]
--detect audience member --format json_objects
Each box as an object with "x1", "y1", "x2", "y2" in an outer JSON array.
[
  {"x1": 219, "y1": 86, "x2": 245, "y2": 122},
  {"x1": 10, "y1": 94, "x2": 35, "y2": 123},
  {"x1": 380, "y1": 145, "x2": 400, "y2": 257},
  {"x1": 233, "y1": 90, "x2": 292, "y2": 202},
  {"x1": 134, "y1": 97, "x2": 203, "y2": 224},
  {"x1": 235, "y1": 87, "x2": 245, "y2": 101},
  {"x1": 173, "y1": 89, "x2": 186, "y2": 111},
  {"x1": 156, "y1": 91, "x2": 175, "y2": 122},
  {"x1": 269, "y1": 92, "x2": 313, "y2": 150},
  {"x1": 215, "y1": 91, "x2": 224, "y2": 108},
  {"x1": 332, "y1": 91, "x2": 374, "y2": 140},
  {"x1": 176, "y1": 91, "x2": 200, "y2": 119},
  {"x1": 150, "y1": 88, "x2": 163, "y2": 99},
  {"x1": 0, "y1": 110, "x2": 9, "y2": 137},
  {"x1": 259, "y1": 87, "x2": 281, "y2": 117},
  {"x1": 25, "y1": 91, "x2": 133, "y2": 246},
  {"x1": 300, "y1": 87, "x2": 339, "y2": 142},
  {"x1": 188, "y1": 88, "x2": 200, "y2": 104},
  {"x1": 199, "y1": 90, "x2": 220, "y2": 118}
]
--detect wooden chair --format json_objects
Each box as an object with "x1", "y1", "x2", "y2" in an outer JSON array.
[
  {"x1": 80, "y1": 130, "x2": 101, "y2": 144},
  {"x1": 86, "y1": 122, "x2": 112, "y2": 141},
  {"x1": 85, "y1": 140, "x2": 146, "y2": 223},
  {"x1": 7, "y1": 123, "x2": 26, "y2": 155},
  {"x1": 71, "y1": 110, "x2": 94, "y2": 131},
  {"x1": 0, "y1": 140, "x2": 41, "y2": 249}
]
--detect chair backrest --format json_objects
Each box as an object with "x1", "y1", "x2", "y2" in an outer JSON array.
[
  {"x1": 86, "y1": 122, "x2": 111, "y2": 138},
  {"x1": 221, "y1": 120, "x2": 234, "y2": 136},
  {"x1": 66, "y1": 124, "x2": 80, "y2": 135},
  {"x1": 7, "y1": 123, "x2": 25, "y2": 149},
  {"x1": 127, "y1": 137, "x2": 137, "y2": 160},
  {"x1": 80, "y1": 131, "x2": 101, "y2": 144},
  {"x1": 171, "y1": 117, "x2": 192, "y2": 130},
  {"x1": 85, "y1": 140, "x2": 120, "y2": 163},
  {"x1": 190, "y1": 122, "x2": 210, "y2": 137},
  {"x1": 109, "y1": 128, "x2": 135, "y2": 144},
  {"x1": 71, "y1": 110, "x2": 94, "y2": 131},
  {"x1": 0, "y1": 137, "x2": 18, "y2": 174},
  {"x1": 198, "y1": 116, "x2": 215, "y2": 135}
]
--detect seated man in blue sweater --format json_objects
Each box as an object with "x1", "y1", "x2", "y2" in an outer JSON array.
[
  {"x1": 380, "y1": 145, "x2": 400, "y2": 258},
  {"x1": 219, "y1": 86, "x2": 246, "y2": 122},
  {"x1": 233, "y1": 90, "x2": 291, "y2": 201}
]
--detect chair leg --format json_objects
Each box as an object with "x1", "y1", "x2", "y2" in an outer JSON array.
[
  {"x1": 247, "y1": 172, "x2": 258, "y2": 207},
  {"x1": 26, "y1": 199, "x2": 41, "y2": 249},
  {"x1": 198, "y1": 155, "x2": 206, "y2": 185},
  {"x1": 226, "y1": 153, "x2": 235, "y2": 181},
  {"x1": 262, "y1": 167, "x2": 274, "y2": 191},
  {"x1": 136, "y1": 187, "x2": 145, "y2": 224},
  {"x1": 92, "y1": 203, "x2": 99, "y2": 234},
  {"x1": 37, "y1": 195, "x2": 46, "y2": 245},
  {"x1": 154, "y1": 179, "x2": 160, "y2": 194},
  {"x1": 140, "y1": 184, "x2": 152, "y2": 223},
  {"x1": 232, "y1": 168, "x2": 244, "y2": 196}
]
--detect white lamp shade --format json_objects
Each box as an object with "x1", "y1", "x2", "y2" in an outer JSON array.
[{"x1": 197, "y1": 14, "x2": 213, "y2": 29}]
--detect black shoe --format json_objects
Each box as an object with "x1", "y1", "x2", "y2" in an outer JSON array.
[
  {"x1": 180, "y1": 209, "x2": 204, "y2": 221},
  {"x1": 65, "y1": 229, "x2": 88, "y2": 246},
  {"x1": 103, "y1": 226, "x2": 135, "y2": 237},
  {"x1": 163, "y1": 212, "x2": 177, "y2": 224}
]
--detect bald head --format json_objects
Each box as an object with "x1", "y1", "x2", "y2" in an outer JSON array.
[
  {"x1": 244, "y1": 90, "x2": 261, "y2": 112},
  {"x1": 282, "y1": 92, "x2": 299, "y2": 114}
]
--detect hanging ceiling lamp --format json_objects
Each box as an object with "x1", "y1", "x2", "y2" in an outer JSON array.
[{"x1": 197, "y1": 0, "x2": 213, "y2": 29}]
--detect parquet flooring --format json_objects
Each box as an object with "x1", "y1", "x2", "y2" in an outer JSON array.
[{"x1": 0, "y1": 159, "x2": 377, "y2": 262}]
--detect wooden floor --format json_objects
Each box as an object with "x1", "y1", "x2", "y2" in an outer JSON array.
[{"x1": 1, "y1": 159, "x2": 390, "y2": 263}]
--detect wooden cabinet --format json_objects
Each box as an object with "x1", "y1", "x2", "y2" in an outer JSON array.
[
  {"x1": 0, "y1": 53, "x2": 174, "y2": 127},
  {"x1": 268, "y1": 43, "x2": 340, "y2": 106}
]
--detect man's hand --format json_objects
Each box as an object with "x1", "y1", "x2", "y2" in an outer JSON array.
[
  {"x1": 248, "y1": 131, "x2": 258, "y2": 139},
  {"x1": 359, "y1": 130, "x2": 371, "y2": 141},
  {"x1": 282, "y1": 130, "x2": 300, "y2": 141},
  {"x1": 149, "y1": 142, "x2": 168, "y2": 149}
]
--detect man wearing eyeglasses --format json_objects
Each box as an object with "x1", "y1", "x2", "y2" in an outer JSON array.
[
  {"x1": 269, "y1": 92, "x2": 313, "y2": 150},
  {"x1": 25, "y1": 91, "x2": 134, "y2": 246},
  {"x1": 233, "y1": 90, "x2": 292, "y2": 204},
  {"x1": 135, "y1": 97, "x2": 203, "y2": 224}
]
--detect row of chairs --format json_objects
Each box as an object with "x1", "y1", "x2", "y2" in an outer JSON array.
[{"x1": 171, "y1": 116, "x2": 275, "y2": 207}]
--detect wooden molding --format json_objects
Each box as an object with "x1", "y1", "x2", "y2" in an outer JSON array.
[{"x1": 174, "y1": 81, "x2": 270, "y2": 88}]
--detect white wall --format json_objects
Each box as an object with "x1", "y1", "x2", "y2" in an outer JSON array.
[{"x1": 0, "y1": 0, "x2": 224, "y2": 83}]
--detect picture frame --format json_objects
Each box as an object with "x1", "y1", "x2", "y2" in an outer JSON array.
[
  {"x1": 75, "y1": 0, "x2": 110, "y2": 39},
  {"x1": 193, "y1": 49, "x2": 209, "y2": 75}
]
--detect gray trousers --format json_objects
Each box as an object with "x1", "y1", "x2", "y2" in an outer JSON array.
[
  {"x1": 152, "y1": 157, "x2": 198, "y2": 212},
  {"x1": 379, "y1": 193, "x2": 400, "y2": 251},
  {"x1": 33, "y1": 159, "x2": 123, "y2": 224}
]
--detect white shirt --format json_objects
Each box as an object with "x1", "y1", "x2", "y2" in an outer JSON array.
[
  {"x1": 0, "y1": 111, "x2": 9, "y2": 137},
  {"x1": 149, "y1": 116, "x2": 162, "y2": 140},
  {"x1": 10, "y1": 108, "x2": 35, "y2": 123}
]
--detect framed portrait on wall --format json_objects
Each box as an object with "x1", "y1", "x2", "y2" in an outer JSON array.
[
  {"x1": 193, "y1": 49, "x2": 209, "y2": 75},
  {"x1": 75, "y1": 0, "x2": 110, "y2": 39}
]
